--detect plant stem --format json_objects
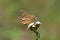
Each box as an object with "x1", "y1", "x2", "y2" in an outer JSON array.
[{"x1": 34, "y1": 30, "x2": 40, "y2": 40}]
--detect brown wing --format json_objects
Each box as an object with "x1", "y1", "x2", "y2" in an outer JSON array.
[{"x1": 18, "y1": 10, "x2": 35, "y2": 24}]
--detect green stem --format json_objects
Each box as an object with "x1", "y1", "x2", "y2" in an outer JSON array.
[{"x1": 34, "y1": 30, "x2": 40, "y2": 40}]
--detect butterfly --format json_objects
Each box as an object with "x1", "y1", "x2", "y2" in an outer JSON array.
[
  {"x1": 18, "y1": 10, "x2": 41, "y2": 40},
  {"x1": 18, "y1": 10, "x2": 41, "y2": 31}
]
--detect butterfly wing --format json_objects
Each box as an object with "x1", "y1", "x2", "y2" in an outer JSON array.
[{"x1": 18, "y1": 10, "x2": 35, "y2": 24}]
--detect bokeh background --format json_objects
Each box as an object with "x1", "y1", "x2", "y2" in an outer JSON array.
[{"x1": 0, "y1": 0, "x2": 60, "y2": 40}]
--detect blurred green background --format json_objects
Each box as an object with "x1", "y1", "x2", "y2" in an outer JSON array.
[{"x1": 0, "y1": 0, "x2": 60, "y2": 40}]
